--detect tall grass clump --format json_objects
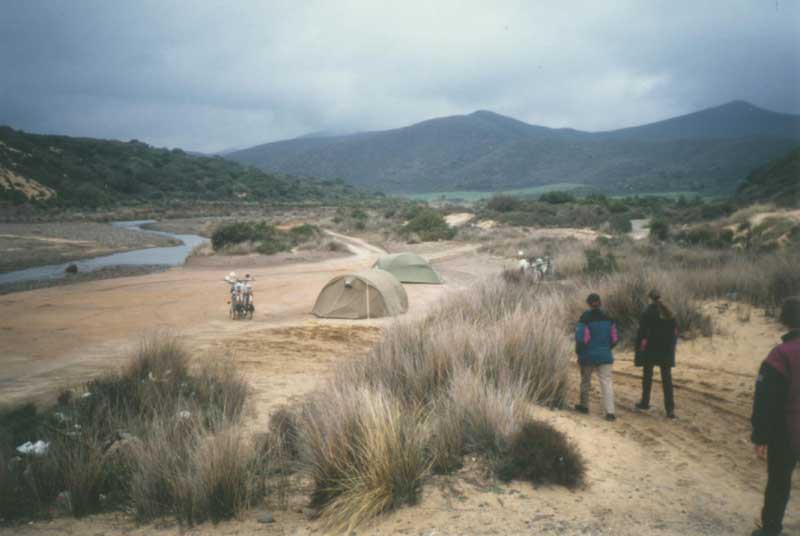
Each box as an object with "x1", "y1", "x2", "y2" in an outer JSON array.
[
  {"x1": 288, "y1": 275, "x2": 584, "y2": 529},
  {"x1": 681, "y1": 250, "x2": 800, "y2": 313},
  {"x1": 0, "y1": 335, "x2": 262, "y2": 526},
  {"x1": 297, "y1": 387, "x2": 428, "y2": 531},
  {"x1": 571, "y1": 270, "x2": 714, "y2": 342}
]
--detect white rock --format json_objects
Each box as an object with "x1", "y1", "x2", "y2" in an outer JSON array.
[{"x1": 16, "y1": 440, "x2": 49, "y2": 456}]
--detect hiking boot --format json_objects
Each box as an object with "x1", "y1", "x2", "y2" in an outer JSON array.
[
  {"x1": 634, "y1": 402, "x2": 650, "y2": 411},
  {"x1": 574, "y1": 404, "x2": 589, "y2": 414},
  {"x1": 666, "y1": 411, "x2": 677, "y2": 419},
  {"x1": 605, "y1": 413, "x2": 617, "y2": 422},
  {"x1": 751, "y1": 529, "x2": 781, "y2": 536}
]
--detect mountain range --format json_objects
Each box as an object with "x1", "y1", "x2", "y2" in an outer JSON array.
[{"x1": 227, "y1": 101, "x2": 800, "y2": 195}]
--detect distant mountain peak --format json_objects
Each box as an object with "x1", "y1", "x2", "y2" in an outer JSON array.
[
  {"x1": 470, "y1": 109, "x2": 502, "y2": 117},
  {"x1": 226, "y1": 100, "x2": 800, "y2": 195},
  {"x1": 713, "y1": 100, "x2": 765, "y2": 113}
]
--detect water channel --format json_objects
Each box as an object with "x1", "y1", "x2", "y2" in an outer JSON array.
[{"x1": 0, "y1": 221, "x2": 208, "y2": 285}]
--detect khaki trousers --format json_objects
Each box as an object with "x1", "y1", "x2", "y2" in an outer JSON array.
[{"x1": 580, "y1": 364, "x2": 615, "y2": 415}]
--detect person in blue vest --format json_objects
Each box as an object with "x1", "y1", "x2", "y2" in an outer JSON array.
[
  {"x1": 751, "y1": 296, "x2": 800, "y2": 536},
  {"x1": 574, "y1": 293, "x2": 619, "y2": 421}
]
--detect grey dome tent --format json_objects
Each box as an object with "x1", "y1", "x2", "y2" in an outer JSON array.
[
  {"x1": 373, "y1": 252, "x2": 443, "y2": 284},
  {"x1": 312, "y1": 269, "x2": 408, "y2": 319}
]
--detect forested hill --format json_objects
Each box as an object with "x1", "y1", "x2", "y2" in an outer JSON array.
[
  {"x1": 0, "y1": 126, "x2": 369, "y2": 208},
  {"x1": 736, "y1": 146, "x2": 800, "y2": 207},
  {"x1": 227, "y1": 101, "x2": 800, "y2": 195}
]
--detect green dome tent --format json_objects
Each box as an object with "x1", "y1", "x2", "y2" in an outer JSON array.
[
  {"x1": 312, "y1": 269, "x2": 408, "y2": 319},
  {"x1": 373, "y1": 252, "x2": 443, "y2": 284}
]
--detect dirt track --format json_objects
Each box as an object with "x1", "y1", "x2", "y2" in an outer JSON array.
[{"x1": 1, "y1": 234, "x2": 796, "y2": 535}]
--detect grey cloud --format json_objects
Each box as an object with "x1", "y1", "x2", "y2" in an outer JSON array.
[{"x1": 0, "y1": 0, "x2": 798, "y2": 153}]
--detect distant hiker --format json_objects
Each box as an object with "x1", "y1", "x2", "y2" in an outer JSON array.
[
  {"x1": 751, "y1": 296, "x2": 800, "y2": 536},
  {"x1": 634, "y1": 289, "x2": 678, "y2": 418},
  {"x1": 574, "y1": 293, "x2": 619, "y2": 421}
]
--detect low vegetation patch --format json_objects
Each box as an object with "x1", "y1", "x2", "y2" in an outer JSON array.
[
  {"x1": 400, "y1": 207, "x2": 456, "y2": 242},
  {"x1": 0, "y1": 336, "x2": 263, "y2": 526},
  {"x1": 210, "y1": 221, "x2": 322, "y2": 255},
  {"x1": 494, "y1": 419, "x2": 585, "y2": 488}
]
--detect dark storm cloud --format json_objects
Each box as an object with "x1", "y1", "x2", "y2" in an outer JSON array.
[{"x1": 0, "y1": 1, "x2": 798, "y2": 152}]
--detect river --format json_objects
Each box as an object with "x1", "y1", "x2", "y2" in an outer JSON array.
[{"x1": 0, "y1": 220, "x2": 208, "y2": 285}]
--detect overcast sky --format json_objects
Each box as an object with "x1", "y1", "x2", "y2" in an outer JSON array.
[{"x1": 1, "y1": 1, "x2": 798, "y2": 153}]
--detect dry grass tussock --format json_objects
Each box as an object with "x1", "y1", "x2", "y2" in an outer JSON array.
[
  {"x1": 0, "y1": 335, "x2": 263, "y2": 525},
  {"x1": 480, "y1": 235, "x2": 587, "y2": 279},
  {"x1": 283, "y1": 277, "x2": 584, "y2": 531}
]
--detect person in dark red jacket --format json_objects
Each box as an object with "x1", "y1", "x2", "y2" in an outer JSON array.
[
  {"x1": 634, "y1": 290, "x2": 678, "y2": 418},
  {"x1": 751, "y1": 296, "x2": 800, "y2": 536}
]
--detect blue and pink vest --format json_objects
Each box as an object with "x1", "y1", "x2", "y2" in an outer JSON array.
[{"x1": 575, "y1": 308, "x2": 619, "y2": 365}]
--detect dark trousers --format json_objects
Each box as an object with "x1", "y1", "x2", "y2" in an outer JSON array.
[
  {"x1": 762, "y1": 437, "x2": 798, "y2": 534},
  {"x1": 641, "y1": 364, "x2": 674, "y2": 412}
]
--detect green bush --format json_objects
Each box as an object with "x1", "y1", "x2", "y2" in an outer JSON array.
[
  {"x1": 350, "y1": 208, "x2": 368, "y2": 221},
  {"x1": 539, "y1": 191, "x2": 576, "y2": 204},
  {"x1": 400, "y1": 209, "x2": 455, "y2": 242},
  {"x1": 487, "y1": 195, "x2": 519, "y2": 212},
  {"x1": 609, "y1": 214, "x2": 632, "y2": 234},
  {"x1": 584, "y1": 249, "x2": 618, "y2": 274},
  {"x1": 649, "y1": 218, "x2": 670, "y2": 241},
  {"x1": 211, "y1": 221, "x2": 323, "y2": 255},
  {"x1": 494, "y1": 419, "x2": 585, "y2": 488},
  {"x1": 288, "y1": 223, "x2": 322, "y2": 242}
]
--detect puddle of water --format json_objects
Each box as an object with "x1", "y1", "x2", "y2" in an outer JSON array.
[{"x1": 0, "y1": 220, "x2": 208, "y2": 285}]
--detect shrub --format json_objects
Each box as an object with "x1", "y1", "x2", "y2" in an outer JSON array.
[
  {"x1": 494, "y1": 419, "x2": 585, "y2": 488},
  {"x1": 649, "y1": 218, "x2": 670, "y2": 241},
  {"x1": 211, "y1": 221, "x2": 290, "y2": 254},
  {"x1": 288, "y1": 223, "x2": 321, "y2": 243},
  {"x1": 539, "y1": 191, "x2": 576, "y2": 204},
  {"x1": 0, "y1": 447, "x2": 62, "y2": 521},
  {"x1": 609, "y1": 213, "x2": 632, "y2": 234},
  {"x1": 400, "y1": 208, "x2": 456, "y2": 242},
  {"x1": 486, "y1": 195, "x2": 519, "y2": 212},
  {"x1": 594, "y1": 270, "x2": 714, "y2": 341},
  {"x1": 325, "y1": 240, "x2": 350, "y2": 253},
  {"x1": 584, "y1": 249, "x2": 618, "y2": 274},
  {"x1": 351, "y1": 208, "x2": 368, "y2": 221},
  {"x1": 0, "y1": 336, "x2": 257, "y2": 525}
]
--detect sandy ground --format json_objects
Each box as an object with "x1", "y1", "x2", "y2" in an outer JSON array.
[
  {"x1": 445, "y1": 212, "x2": 475, "y2": 227},
  {"x1": 0, "y1": 233, "x2": 795, "y2": 535},
  {"x1": 750, "y1": 209, "x2": 800, "y2": 227},
  {"x1": 630, "y1": 218, "x2": 651, "y2": 240}
]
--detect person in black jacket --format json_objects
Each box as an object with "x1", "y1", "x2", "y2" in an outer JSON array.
[
  {"x1": 751, "y1": 296, "x2": 800, "y2": 536},
  {"x1": 634, "y1": 290, "x2": 678, "y2": 418}
]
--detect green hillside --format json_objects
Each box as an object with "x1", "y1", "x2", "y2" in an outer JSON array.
[
  {"x1": 0, "y1": 126, "x2": 368, "y2": 209},
  {"x1": 736, "y1": 146, "x2": 800, "y2": 207}
]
